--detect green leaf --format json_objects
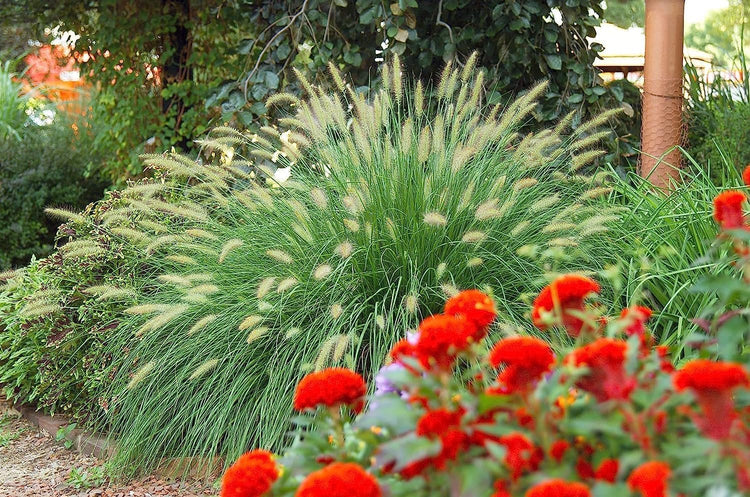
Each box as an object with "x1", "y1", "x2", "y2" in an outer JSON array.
[
  {"x1": 567, "y1": 93, "x2": 584, "y2": 104},
  {"x1": 717, "y1": 315, "x2": 747, "y2": 361},
  {"x1": 355, "y1": 394, "x2": 419, "y2": 435},
  {"x1": 374, "y1": 433, "x2": 441, "y2": 471},
  {"x1": 545, "y1": 54, "x2": 562, "y2": 70}
]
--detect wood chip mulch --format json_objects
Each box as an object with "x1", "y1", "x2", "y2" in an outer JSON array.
[{"x1": 0, "y1": 406, "x2": 218, "y2": 497}]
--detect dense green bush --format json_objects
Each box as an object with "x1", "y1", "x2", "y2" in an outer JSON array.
[{"x1": 0, "y1": 119, "x2": 108, "y2": 269}]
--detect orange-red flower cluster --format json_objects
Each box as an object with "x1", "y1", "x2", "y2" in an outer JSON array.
[
  {"x1": 496, "y1": 432, "x2": 543, "y2": 481},
  {"x1": 525, "y1": 479, "x2": 591, "y2": 497},
  {"x1": 532, "y1": 275, "x2": 600, "y2": 336},
  {"x1": 619, "y1": 306, "x2": 652, "y2": 339},
  {"x1": 713, "y1": 190, "x2": 747, "y2": 230},
  {"x1": 673, "y1": 359, "x2": 749, "y2": 439},
  {"x1": 221, "y1": 450, "x2": 278, "y2": 497},
  {"x1": 296, "y1": 462, "x2": 381, "y2": 497},
  {"x1": 743, "y1": 164, "x2": 750, "y2": 187},
  {"x1": 567, "y1": 339, "x2": 635, "y2": 402},
  {"x1": 293, "y1": 368, "x2": 366, "y2": 413},
  {"x1": 413, "y1": 314, "x2": 477, "y2": 369},
  {"x1": 409, "y1": 407, "x2": 468, "y2": 473},
  {"x1": 627, "y1": 461, "x2": 671, "y2": 497},
  {"x1": 488, "y1": 337, "x2": 555, "y2": 394},
  {"x1": 444, "y1": 289, "x2": 497, "y2": 337}
]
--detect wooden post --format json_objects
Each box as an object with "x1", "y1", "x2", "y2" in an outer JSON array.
[{"x1": 640, "y1": 0, "x2": 685, "y2": 188}]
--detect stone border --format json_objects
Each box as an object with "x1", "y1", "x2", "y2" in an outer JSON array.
[{"x1": 2, "y1": 396, "x2": 223, "y2": 480}]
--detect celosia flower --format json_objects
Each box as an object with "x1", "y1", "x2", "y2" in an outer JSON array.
[
  {"x1": 444, "y1": 289, "x2": 497, "y2": 338},
  {"x1": 566, "y1": 339, "x2": 635, "y2": 402},
  {"x1": 713, "y1": 190, "x2": 746, "y2": 230},
  {"x1": 532, "y1": 274, "x2": 600, "y2": 337},
  {"x1": 293, "y1": 368, "x2": 366, "y2": 413},
  {"x1": 744, "y1": 164, "x2": 750, "y2": 187},
  {"x1": 296, "y1": 462, "x2": 381, "y2": 497},
  {"x1": 673, "y1": 359, "x2": 750, "y2": 439},
  {"x1": 627, "y1": 461, "x2": 671, "y2": 497},
  {"x1": 414, "y1": 408, "x2": 468, "y2": 470},
  {"x1": 619, "y1": 306, "x2": 652, "y2": 338},
  {"x1": 525, "y1": 479, "x2": 591, "y2": 497},
  {"x1": 488, "y1": 336, "x2": 555, "y2": 393},
  {"x1": 491, "y1": 480, "x2": 511, "y2": 497},
  {"x1": 221, "y1": 450, "x2": 278, "y2": 497},
  {"x1": 414, "y1": 314, "x2": 477, "y2": 369},
  {"x1": 549, "y1": 440, "x2": 570, "y2": 462},
  {"x1": 594, "y1": 458, "x2": 619, "y2": 483},
  {"x1": 497, "y1": 432, "x2": 543, "y2": 481}
]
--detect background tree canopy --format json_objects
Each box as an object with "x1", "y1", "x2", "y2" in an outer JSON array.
[{"x1": 1, "y1": 0, "x2": 636, "y2": 182}]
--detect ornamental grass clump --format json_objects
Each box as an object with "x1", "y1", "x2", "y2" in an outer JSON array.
[
  {"x1": 3, "y1": 55, "x2": 621, "y2": 470},
  {"x1": 219, "y1": 286, "x2": 750, "y2": 497}
]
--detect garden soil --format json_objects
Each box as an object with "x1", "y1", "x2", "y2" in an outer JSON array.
[{"x1": 0, "y1": 405, "x2": 217, "y2": 497}]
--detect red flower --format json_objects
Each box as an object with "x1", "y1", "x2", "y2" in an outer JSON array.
[
  {"x1": 221, "y1": 450, "x2": 278, "y2": 497},
  {"x1": 532, "y1": 275, "x2": 600, "y2": 337},
  {"x1": 414, "y1": 314, "x2": 477, "y2": 369},
  {"x1": 619, "y1": 306, "x2": 652, "y2": 338},
  {"x1": 594, "y1": 458, "x2": 619, "y2": 483},
  {"x1": 713, "y1": 190, "x2": 746, "y2": 230},
  {"x1": 296, "y1": 462, "x2": 381, "y2": 497},
  {"x1": 497, "y1": 432, "x2": 543, "y2": 481},
  {"x1": 414, "y1": 408, "x2": 468, "y2": 470},
  {"x1": 673, "y1": 359, "x2": 750, "y2": 439},
  {"x1": 525, "y1": 479, "x2": 591, "y2": 497},
  {"x1": 491, "y1": 480, "x2": 511, "y2": 497},
  {"x1": 389, "y1": 339, "x2": 418, "y2": 372},
  {"x1": 627, "y1": 461, "x2": 671, "y2": 497},
  {"x1": 444, "y1": 289, "x2": 497, "y2": 338},
  {"x1": 567, "y1": 339, "x2": 635, "y2": 402},
  {"x1": 549, "y1": 440, "x2": 570, "y2": 462},
  {"x1": 744, "y1": 164, "x2": 750, "y2": 187},
  {"x1": 488, "y1": 337, "x2": 555, "y2": 393},
  {"x1": 294, "y1": 368, "x2": 367, "y2": 413}
]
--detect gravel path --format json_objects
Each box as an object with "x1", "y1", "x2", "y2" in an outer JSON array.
[{"x1": 0, "y1": 405, "x2": 217, "y2": 497}]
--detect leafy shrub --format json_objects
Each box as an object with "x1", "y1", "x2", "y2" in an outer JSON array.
[
  {"x1": 219, "y1": 284, "x2": 750, "y2": 497},
  {"x1": 0, "y1": 59, "x2": 30, "y2": 140},
  {"x1": 57, "y1": 57, "x2": 623, "y2": 471}
]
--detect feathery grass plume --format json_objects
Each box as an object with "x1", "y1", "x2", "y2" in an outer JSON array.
[
  {"x1": 581, "y1": 187, "x2": 614, "y2": 200},
  {"x1": 510, "y1": 220, "x2": 530, "y2": 236},
  {"x1": 246, "y1": 326, "x2": 269, "y2": 344},
  {"x1": 310, "y1": 188, "x2": 328, "y2": 209},
  {"x1": 123, "y1": 182, "x2": 168, "y2": 198},
  {"x1": 136, "y1": 305, "x2": 189, "y2": 337},
  {"x1": 436, "y1": 59, "x2": 453, "y2": 99},
  {"x1": 266, "y1": 249, "x2": 294, "y2": 264},
  {"x1": 138, "y1": 219, "x2": 168, "y2": 234},
  {"x1": 542, "y1": 222, "x2": 577, "y2": 233},
  {"x1": 44, "y1": 207, "x2": 87, "y2": 224},
  {"x1": 579, "y1": 214, "x2": 621, "y2": 229},
  {"x1": 414, "y1": 80, "x2": 424, "y2": 117},
  {"x1": 574, "y1": 108, "x2": 622, "y2": 137},
  {"x1": 266, "y1": 92, "x2": 301, "y2": 108},
  {"x1": 570, "y1": 130, "x2": 611, "y2": 152},
  {"x1": 146, "y1": 235, "x2": 188, "y2": 255},
  {"x1": 417, "y1": 125, "x2": 431, "y2": 163},
  {"x1": 185, "y1": 229, "x2": 219, "y2": 241},
  {"x1": 97, "y1": 288, "x2": 136, "y2": 301},
  {"x1": 423, "y1": 211, "x2": 447, "y2": 227},
  {"x1": 219, "y1": 239, "x2": 243, "y2": 264},
  {"x1": 165, "y1": 255, "x2": 198, "y2": 265},
  {"x1": 83, "y1": 284, "x2": 122, "y2": 296},
  {"x1": 189, "y1": 359, "x2": 219, "y2": 381},
  {"x1": 187, "y1": 284, "x2": 220, "y2": 295},
  {"x1": 0, "y1": 269, "x2": 18, "y2": 281},
  {"x1": 143, "y1": 198, "x2": 209, "y2": 222},
  {"x1": 391, "y1": 54, "x2": 402, "y2": 103},
  {"x1": 467, "y1": 257, "x2": 483, "y2": 268},
  {"x1": 256, "y1": 277, "x2": 277, "y2": 300},
  {"x1": 110, "y1": 227, "x2": 150, "y2": 244},
  {"x1": 451, "y1": 146, "x2": 475, "y2": 173},
  {"x1": 64, "y1": 245, "x2": 105, "y2": 259},
  {"x1": 461, "y1": 51, "x2": 479, "y2": 82},
  {"x1": 571, "y1": 150, "x2": 607, "y2": 172},
  {"x1": 276, "y1": 277, "x2": 298, "y2": 293},
  {"x1": 59, "y1": 239, "x2": 99, "y2": 253},
  {"x1": 20, "y1": 302, "x2": 60, "y2": 319},
  {"x1": 512, "y1": 178, "x2": 539, "y2": 191},
  {"x1": 330, "y1": 303, "x2": 343, "y2": 320},
  {"x1": 332, "y1": 334, "x2": 349, "y2": 362},
  {"x1": 89, "y1": 56, "x2": 623, "y2": 471},
  {"x1": 313, "y1": 264, "x2": 332, "y2": 280},
  {"x1": 127, "y1": 361, "x2": 155, "y2": 390},
  {"x1": 440, "y1": 282, "x2": 459, "y2": 298},
  {"x1": 158, "y1": 274, "x2": 193, "y2": 287},
  {"x1": 315, "y1": 337, "x2": 336, "y2": 371},
  {"x1": 188, "y1": 314, "x2": 218, "y2": 336},
  {"x1": 343, "y1": 218, "x2": 360, "y2": 232},
  {"x1": 141, "y1": 155, "x2": 196, "y2": 178},
  {"x1": 548, "y1": 237, "x2": 579, "y2": 247},
  {"x1": 238, "y1": 315, "x2": 264, "y2": 333},
  {"x1": 529, "y1": 194, "x2": 561, "y2": 213},
  {"x1": 461, "y1": 230, "x2": 487, "y2": 243},
  {"x1": 125, "y1": 303, "x2": 173, "y2": 316}
]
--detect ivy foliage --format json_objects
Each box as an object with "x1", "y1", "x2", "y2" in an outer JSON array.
[{"x1": 1, "y1": 0, "x2": 636, "y2": 180}]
